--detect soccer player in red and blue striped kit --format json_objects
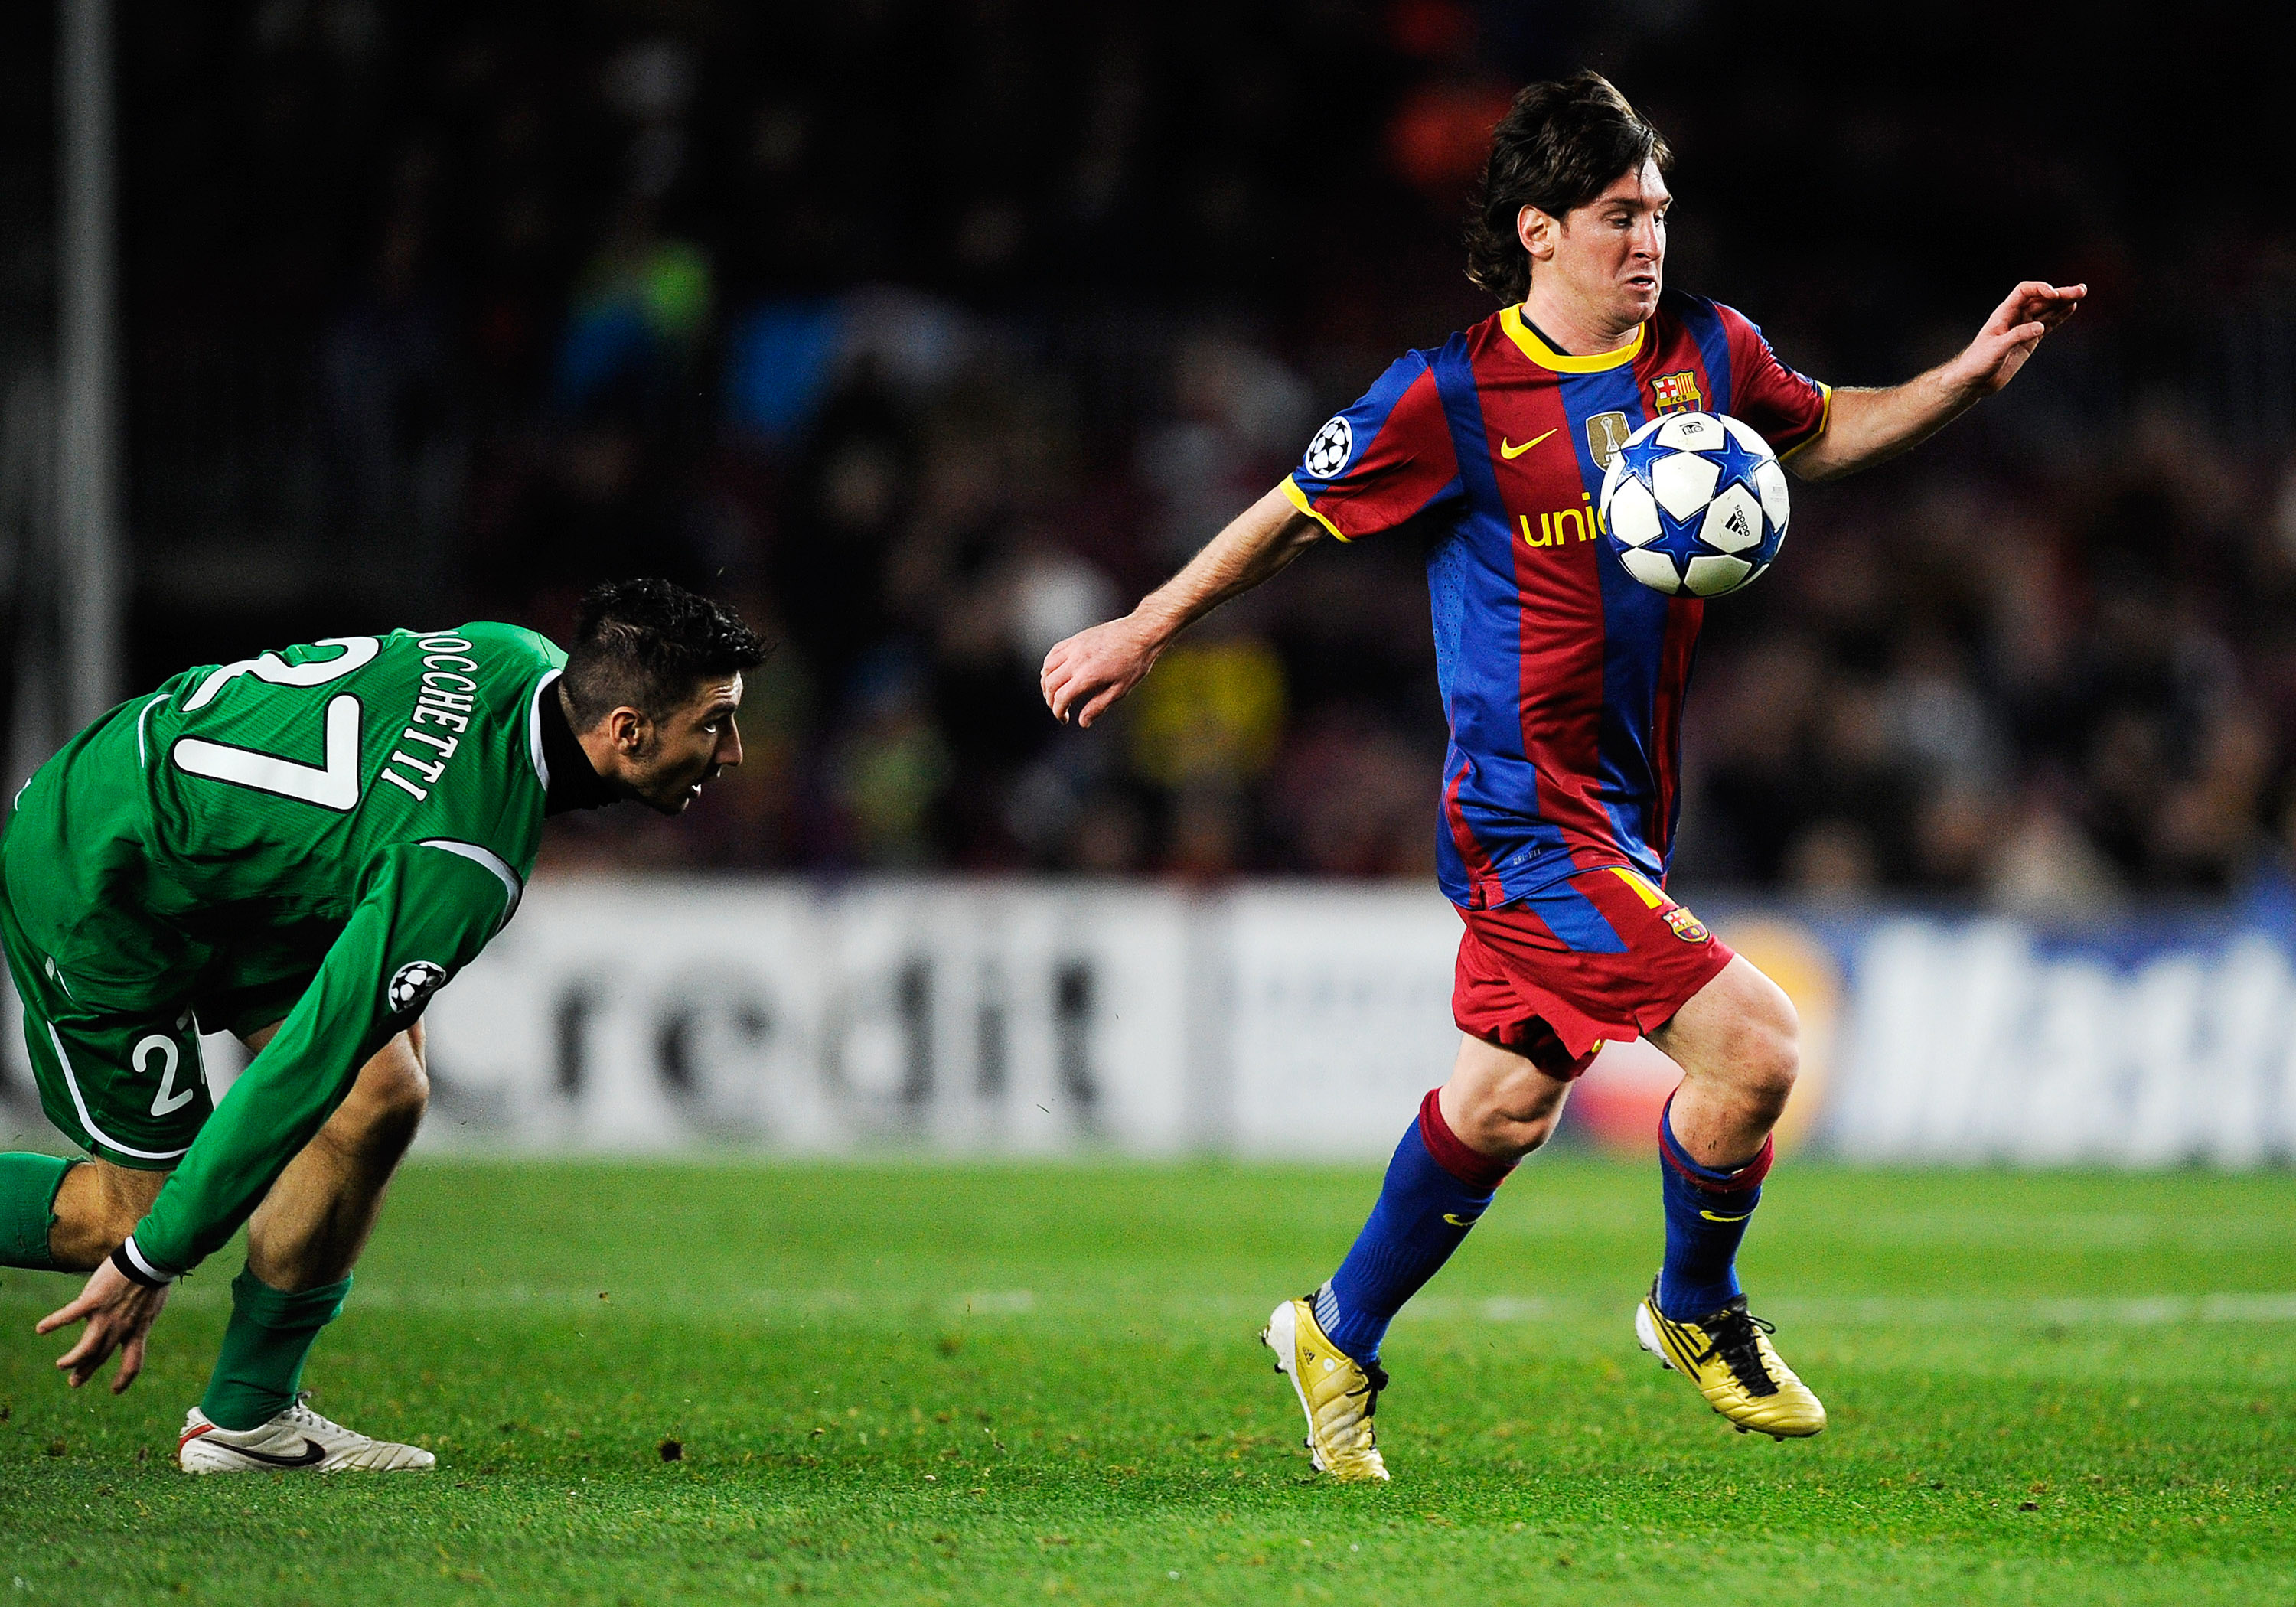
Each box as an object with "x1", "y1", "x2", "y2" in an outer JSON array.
[{"x1": 1042, "y1": 72, "x2": 2082, "y2": 1480}]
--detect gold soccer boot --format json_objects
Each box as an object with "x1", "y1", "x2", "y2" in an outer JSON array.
[
  {"x1": 1262, "y1": 1294, "x2": 1390, "y2": 1482},
  {"x1": 1636, "y1": 1279, "x2": 1826, "y2": 1439}
]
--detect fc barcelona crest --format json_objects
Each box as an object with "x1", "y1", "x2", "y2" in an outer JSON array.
[
  {"x1": 1662, "y1": 906, "x2": 1711, "y2": 944},
  {"x1": 1585, "y1": 410, "x2": 1632, "y2": 469},
  {"x1": 1652, "y1": 370, "x2": 1704, "y2": 414}
]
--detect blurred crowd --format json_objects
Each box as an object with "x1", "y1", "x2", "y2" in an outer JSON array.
[
  {"x1": 13, "y1": 1, "x2": 2296, "y2": 905},
  {"x1": 1681, "y1": 415, "x2": 2296, "y2": 912}
]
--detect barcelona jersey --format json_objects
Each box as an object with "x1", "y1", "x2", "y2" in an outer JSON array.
[{"x1": 1283, "y1": 288, "x2": 1828, "y2": 911}]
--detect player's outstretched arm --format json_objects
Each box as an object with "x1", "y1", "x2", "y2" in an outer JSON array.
[
  {"x1": 1789, "y1": 281, "x2": 2086, "y2": 481},
  {"x1": 1042, "y1": 484, "x2": 1323, "y2": 728}
]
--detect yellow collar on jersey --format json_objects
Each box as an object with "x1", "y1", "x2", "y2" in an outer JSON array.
[{"x1": 1501, "y1": 305, "x2": 1645, "y2": 373}]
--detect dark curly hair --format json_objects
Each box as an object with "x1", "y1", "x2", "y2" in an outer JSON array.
[
  {"x1": 561, "y1": 578, "x2": 771, "y2": 728},
  {"x1": 1463, "y1": 72, "x2": 1671, "y2": 305}
]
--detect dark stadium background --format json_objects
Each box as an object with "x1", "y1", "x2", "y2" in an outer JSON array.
[{"x1": 4, "y1": 0, "x2": 2294, "y2": 904}]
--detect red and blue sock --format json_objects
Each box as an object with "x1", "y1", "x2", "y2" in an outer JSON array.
[
  {"x1": 1313, "y1": 1089, "x2": 1515, "y2": 1365},
  {"x1": 1655, "y1": 1091, "x2": 1773, "y2": 1320}
]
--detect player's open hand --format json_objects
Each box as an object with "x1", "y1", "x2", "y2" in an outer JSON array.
[
  {"x1": 37, "y1": 1257, "x2": 170, "y2": 1393},
  {"x1": 1042, "y1": 614, "x2": 1166, "y2": 728},
  {"x1": 1952, "y1": 281, "x2": 2086, "y2": 396}
]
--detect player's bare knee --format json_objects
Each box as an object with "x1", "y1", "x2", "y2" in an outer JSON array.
[
  {"x1": 1732, "y1": 1022, "x2": 1799, "y2": 1120},
  {"x1": 1494, "y1": 1107, "x2": 1560, "y2": 1157},
  {"x1": 349, "y1": 1034, "x2": 431, "y2": 1139},
  {"x1": 375, "y1": 1050, "x2": 431, "y2": 1125},
  {"x1": 1462, "y1": 1076, "x2": 1567, "y2": 1159},
  {"x1": 1723, "y1": 970, "x2": 1799, "y2": 1107},
  {"x1": 1491, "y1": 1091, "x2": 1565, "y2": 1154}
]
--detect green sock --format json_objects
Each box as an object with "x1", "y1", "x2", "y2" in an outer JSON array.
[
  {"x1": 0, "y1": 1154, "x2": 77, "y2": 1270},
  {"x1": 199, "y1": 1268, "x2": 353, "y2": 1430}
]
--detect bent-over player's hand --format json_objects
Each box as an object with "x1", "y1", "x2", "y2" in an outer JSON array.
[
  {"x1": 1042, "y1": 614, "x2": 1166, "y2": 729},
  {"x1": 1948, "y1": 281, "x2": 2086, "y2": 396},
  {"x1": 37, "y1": 1256, "x2": 171, "y2": 1393}
]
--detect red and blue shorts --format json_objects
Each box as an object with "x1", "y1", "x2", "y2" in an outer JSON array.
[{"x1": 1451, "y1": 865, "x2": 1733, "y2": 1080}]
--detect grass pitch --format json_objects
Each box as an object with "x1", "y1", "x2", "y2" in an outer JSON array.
[{"x1": 2, "y1": 1157, "x2": 2292, "y2": 1605}]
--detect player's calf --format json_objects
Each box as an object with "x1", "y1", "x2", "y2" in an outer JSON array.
[
  {"x1": 244, "y1": 1024, "x2": 427, "y2": 1292},
  {"x1": 50, "y1": 1159, "x2": 165, "y2": 1270},
  {"x1": 1645, "y1": 959, "x2": 1798, "y2": 1322},
  {"x1": 200, "y1": 1027, "x2": 428, "y2": 1440},
  {"x1": 1635, "y1": 957, "x2": 1823, "y2": 1436},
  {"x1": 1267, "y1": 1035, "x2": 1574, "y2": 1478},
  {"x1": 1312, "y1": 1082, "x2": 1523, "y2": 1369}
]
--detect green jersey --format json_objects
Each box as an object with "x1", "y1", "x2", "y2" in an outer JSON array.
[{"x1": 0, "y1": 623, "x2": 567, "y2": 1276}]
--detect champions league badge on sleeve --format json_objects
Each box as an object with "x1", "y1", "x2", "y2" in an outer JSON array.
[
  {"x1": 386, "y1": 960, "x2": 450, "y2": 1014},
  {"x1": 1303, "y1": 415, "x2": 1353, "y2": 478}
]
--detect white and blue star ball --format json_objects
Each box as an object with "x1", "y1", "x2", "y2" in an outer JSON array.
[{"x1": 1596, "y1": 411, "x2": 1789, "y2": 598}]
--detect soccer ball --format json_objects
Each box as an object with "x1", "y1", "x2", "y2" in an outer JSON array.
[{"x1": 1597, "y1": 411, "x2": 1789, "y2": 598}]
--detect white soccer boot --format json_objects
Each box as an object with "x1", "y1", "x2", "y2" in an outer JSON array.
[{"x1": 178, "y1": 1394, "x2": 435, "y2": 1473}]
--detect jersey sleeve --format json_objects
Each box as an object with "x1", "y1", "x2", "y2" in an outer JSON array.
[
  {"x1": 1716, "y1": 305, "x2": 1831, "y2": 461},
  {"x1": 123, "y1": 842, "x2": 517, "y2": 1276},
  {"x1": 1281, "y1": 352, "x2": 1463, "y2": 542}
]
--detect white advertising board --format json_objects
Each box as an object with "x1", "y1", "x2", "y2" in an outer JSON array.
[
  {"x1": 6, "y1": 877, "x2": 2296, "y2": 1166},
  {"x1": 418, "y1": 878, "x2": 1198, "y2": 1154}
]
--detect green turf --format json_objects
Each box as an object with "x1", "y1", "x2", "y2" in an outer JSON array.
[{"x1": 2, "y1": 1158, "x2": 2292, "y2": 1604}]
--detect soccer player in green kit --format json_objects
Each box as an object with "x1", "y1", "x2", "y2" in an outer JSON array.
[{"x1": 0, "y1": 578, "x2": 765, "y2": 1472}]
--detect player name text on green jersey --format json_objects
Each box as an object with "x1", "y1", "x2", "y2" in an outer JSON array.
[{"x1": 383, "y1": 634, "x2": 491, "y2": 802}]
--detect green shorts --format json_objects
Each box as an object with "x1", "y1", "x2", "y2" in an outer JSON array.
[
  {"x1": 10, "y1": 970, "x2": 213, "y2": 1169},
  {"x1": 1, "y1": 895, "x2": 321, "y2": 1171},
  {"x1": 2, "y1": 722, "x2": 313, "y2": 1169},
  {"x1": 2, "y1": 768, "x2": 201, "y2": 1166}
]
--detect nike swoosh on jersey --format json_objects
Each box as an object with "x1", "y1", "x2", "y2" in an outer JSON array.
[
  {"x1": 210, "y1": 1436, "x2": 328, "y2": 1468},
  {"x1": 1698, "y1": 1209, "x2": 1752, "y2": 1224},
  {"x1": 1499, "y1": 429, "x2": 1558, "y2": 458}
]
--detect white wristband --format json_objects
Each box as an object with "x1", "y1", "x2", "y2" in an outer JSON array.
[{"x1": 112, "y1": 1236, "x2": 174, "y2": 1287}]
